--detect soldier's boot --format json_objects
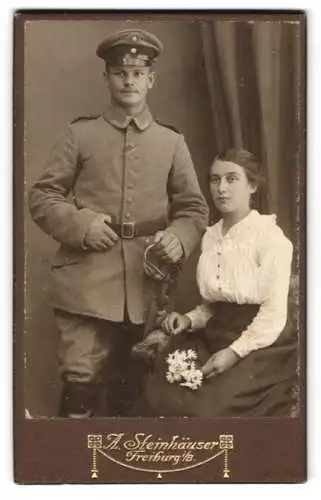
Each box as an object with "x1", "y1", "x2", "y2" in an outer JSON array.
[{"x1": 59, "y1": 381, "x2": 103, "y2": 418}]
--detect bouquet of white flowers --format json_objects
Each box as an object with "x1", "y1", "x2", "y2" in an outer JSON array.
[{"x1": 165, "y1": 349, "x2": 203, "y2": 390}]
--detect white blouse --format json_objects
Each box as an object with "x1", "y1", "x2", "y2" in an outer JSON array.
[{"x1": 186, "y1": 210, "x2": 293, "y2": 358}]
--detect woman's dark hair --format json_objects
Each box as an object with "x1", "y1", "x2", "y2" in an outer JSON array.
[{"x1": 215, "y1": 148, "x2": 266, "y2": 188}]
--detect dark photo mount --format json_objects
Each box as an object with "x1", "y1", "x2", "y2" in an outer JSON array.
[{"x1": 14, "y1": 10, "x2": 306, "y2": 484}]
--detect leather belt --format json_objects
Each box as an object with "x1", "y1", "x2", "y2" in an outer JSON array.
[{"x1": 109, "y1": 218, "x2": 167, "y2": 239}]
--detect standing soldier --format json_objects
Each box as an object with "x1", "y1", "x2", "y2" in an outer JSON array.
[{"x1": 29, "y1": 28, "x2": 209, "y2": 418}]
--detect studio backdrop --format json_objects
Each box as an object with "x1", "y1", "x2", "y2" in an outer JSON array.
[{"x1": 24, "y1": 18, "x2": 300, "y2": 417}]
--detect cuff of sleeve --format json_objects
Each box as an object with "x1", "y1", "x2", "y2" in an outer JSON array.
[
  {"x1": 229, "y1": 338, "x2": 253, "y2": 358},
  {"x1": 185, "y1": 311, "x2": 196, "y2": 331},
  {"x1": 185, "y1": 310, "x2": 205, "y2": 331}
]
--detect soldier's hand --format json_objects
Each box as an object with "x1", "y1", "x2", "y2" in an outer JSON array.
[
  {"x1": 83, "y1": 214, "x2": 119, "y2": 251},
  {"x1": 162, "y1": 312, "x2": 191, "y2": 335},
  {"x1": 153, "y1": 231, "x2": 184, "y2": 263}
]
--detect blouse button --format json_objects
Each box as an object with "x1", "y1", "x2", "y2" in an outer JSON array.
[{"x1": 216, "y1": 275, "x2": 220, "y2": 280}]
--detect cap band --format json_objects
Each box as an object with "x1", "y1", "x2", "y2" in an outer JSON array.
[
  {"x1": 96, "y1": 29, "x2": 163, "y2": 66},
  {"x1": 104, "y1": 44, "x2": 156, "y2": 67}
]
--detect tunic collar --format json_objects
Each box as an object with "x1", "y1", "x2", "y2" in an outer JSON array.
[{"x1": 103, "y1": 105, "x2": 153, "y2": 131}]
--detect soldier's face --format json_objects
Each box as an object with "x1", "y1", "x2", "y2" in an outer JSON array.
[{"x1": 105, "y1": 66, "x2": 155, "y2": 109}]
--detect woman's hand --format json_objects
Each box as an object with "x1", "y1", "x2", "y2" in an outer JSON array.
[
  {"x1": 162, "y1": 312, "x2": 191, "y2": 336},
  {"x1": 201, "y1": 348, "x2": 240, "y2": 379}
]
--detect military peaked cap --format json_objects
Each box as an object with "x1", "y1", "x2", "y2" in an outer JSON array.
[{"x1": 96, "y1": 28, "x2": 164, "y2": 67}]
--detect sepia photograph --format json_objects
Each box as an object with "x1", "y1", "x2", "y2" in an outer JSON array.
[{"x1": 14, "y1": 10, "x2": 306, "y2": 483}]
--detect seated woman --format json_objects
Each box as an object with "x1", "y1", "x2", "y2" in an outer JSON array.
[{"x1": 134, "y1": 148, "x2": 298, "y2": 417}]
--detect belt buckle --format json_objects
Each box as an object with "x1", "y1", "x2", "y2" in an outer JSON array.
[{"x1": 121, "y1": 221, "x2": 135, "y2": 239}]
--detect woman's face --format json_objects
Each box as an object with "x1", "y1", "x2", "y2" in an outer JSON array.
[{"x1": 210, "y1": 159, "x2": 256, "y2": 214}]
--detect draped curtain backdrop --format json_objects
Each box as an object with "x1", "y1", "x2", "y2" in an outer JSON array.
[{"x1": 200, "y1": 20, "x2": 302, "y2": 242}]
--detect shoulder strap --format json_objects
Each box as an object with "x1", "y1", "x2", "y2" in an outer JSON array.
[
  {"x1": 155, "y1": 119, "x2": 180, "y2": 134},
  {"x1": 70, "y1": 114, "x2": 100, "y2": 124}
]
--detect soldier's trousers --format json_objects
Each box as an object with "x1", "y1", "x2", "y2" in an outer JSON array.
[{"x1": 54, "y1": 308, "x2": 146, "y2": 417}]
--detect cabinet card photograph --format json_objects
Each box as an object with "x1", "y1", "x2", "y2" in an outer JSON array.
[{"x1": 14, "y1": 10, "x2": 306, "y2": 484}]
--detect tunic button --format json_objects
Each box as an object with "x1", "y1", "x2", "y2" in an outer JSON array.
[
  {"x1": 124, "y1": 213, "x2": 131, "y2": 220},
  {"x1": 127, "y1": 198, "x2": 133, "y2": 203}
]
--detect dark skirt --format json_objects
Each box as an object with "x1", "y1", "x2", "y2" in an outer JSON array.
[{"x1": 133, "y1": 302, "x2": 298, "y2": 417}]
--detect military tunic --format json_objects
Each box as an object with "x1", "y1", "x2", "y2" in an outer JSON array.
[{"x1": 29, "y1": 106, "x2": 209, "y2": 324}]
